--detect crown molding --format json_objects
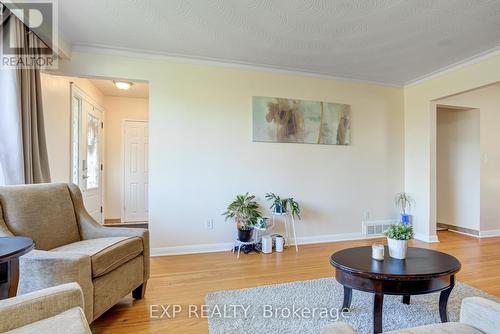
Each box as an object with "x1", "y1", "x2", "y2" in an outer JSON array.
[
  {"x1": 404, "y1": 46, "x2": 500, "y2": 87},
  {"x1": 72, "y1": 43, "x2": 500, "y2": 89},
  {"x1": 71, "y1": 44, "x2": 403, "y2": 88}
]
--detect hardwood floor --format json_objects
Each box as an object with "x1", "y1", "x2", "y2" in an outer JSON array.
[{"x1": 91, "y1": 231, "x2": 500, "y2": 333}]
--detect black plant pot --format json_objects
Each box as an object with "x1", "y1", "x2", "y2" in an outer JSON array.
[{"x1": 238, "y1": 228, "x2": 253, "y2": 242}]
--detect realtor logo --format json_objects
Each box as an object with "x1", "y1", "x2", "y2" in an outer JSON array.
[{"x1": 1, "y1": 0, "x2": 58, "y2": 69}]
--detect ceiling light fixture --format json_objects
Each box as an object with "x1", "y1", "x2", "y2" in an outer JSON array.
[{"x1": 113, "y1": 80, "x2": 133, "y2": 90}]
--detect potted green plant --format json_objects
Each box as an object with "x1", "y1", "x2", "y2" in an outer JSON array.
[
  {"x1": 265, "y1": 193, "x2": 286, "y2": 214},
  {"x1": 395, "y1": 192, "x2": 412, "y2": 225},
  {"x1": 265, "y1": 193, "x2": 301, "y2": 220},
  {"x1": 384, "y1": 223, "x2": 414, "y2": 259},
  {"x1": 222, "y1": 193, "x2": 262, "y2": 242}
]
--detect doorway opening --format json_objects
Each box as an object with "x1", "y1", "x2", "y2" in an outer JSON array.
[
  {"x1": 432, "y1": 82, "x2": 500, "y2": 239},
  {"x1": 436, "y1": 105, "x2": 480, "y2": 236},
  {"x1": 40, "y1": 72, "x2": 150, "y2": 226}
]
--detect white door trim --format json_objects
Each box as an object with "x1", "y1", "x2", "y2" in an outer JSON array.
[{"x1": 121, "y1": 119, "x2": 149, "y2": 223}]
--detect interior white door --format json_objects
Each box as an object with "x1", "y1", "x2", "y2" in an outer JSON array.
[
  {"x1": 81, "y1": 100, "x2": 103, "y2": 223},
  {"x1": 123, "y1": 121, "x2": 149, "y2": 222}
]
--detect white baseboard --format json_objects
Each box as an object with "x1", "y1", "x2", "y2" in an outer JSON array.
[
  {"x1": 151, "y1": 242, "x2": 234, "y2": 256},
  {"x1": 414, "y1": 233, "x2": 440, "y2": 243},
  {"x1": 151, "y1": 231, "x2": 448, "y2": 257},
  {"x1": 479, "y1": 229, "x2": 500, "y2": 238},
  {"x1": 151, "y1": 232, "x2": 385, "y2": 257},
  {"x1": 296, "y1": 232, "x2": 382, "y2": 245}
]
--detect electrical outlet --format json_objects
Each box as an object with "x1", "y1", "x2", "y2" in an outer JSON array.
[{"x1": 205, "y1": 219, "x2": 214, "y2": 230}]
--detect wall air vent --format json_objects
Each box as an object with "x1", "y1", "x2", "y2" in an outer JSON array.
[{"x1": 363, "y1": 220, "x2": 399, "y2": 237}]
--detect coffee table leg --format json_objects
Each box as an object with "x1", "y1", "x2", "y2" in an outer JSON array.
[
  {"x1": 439, "y1": 275, "x2": 455, "y2": 322},
  {"x1": 373, "y1": 293, "x2": 384, "y2": 334},
  {"x1": 342, "y1": 286, "x2": 352, "y2": 312},
  {"x1": 402, "y1": 295, "x2": 411, "y2": 304}
]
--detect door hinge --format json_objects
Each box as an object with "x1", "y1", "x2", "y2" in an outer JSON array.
[
  {"x1": 100, "y1": 206, "x2": 103, "y2": 213},
  {"x1": 101, "y1": 122, "x2": 104, "y2": 129},
  {"x1": 100, "y1": 163, "x2": 103, "y2": 171}
]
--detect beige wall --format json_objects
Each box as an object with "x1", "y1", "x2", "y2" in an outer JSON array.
[
  {"x1": 436, "y1": 107, "x2": 480, "y2": 231},
  {"x1": 404, "y1": 53, "x2": 500, "y2": 241},
  {"x1": 437, "y1": 86, "x2": 500, "y2": 233},
  {"x1": 103, "y1": 97, "x2": 149, "y2": 220},
  {"x1": 41, "y1": 73, "x2": 105, "y2": 183},
  {"x1": 58, "y1": 52, "x2": 404, "y2": 252}
]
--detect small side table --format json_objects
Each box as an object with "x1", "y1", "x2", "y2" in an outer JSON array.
[
  {"x1": 0, "y1": 237, "x2": 34, "y2": 300},
  {"x1": 272, "y1": 212, "x2": 298, "y2": 252}
]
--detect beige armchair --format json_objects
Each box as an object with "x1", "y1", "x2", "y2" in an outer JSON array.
[
  {"x1": 322, "y1": 297, "x2": 500, "y2": 334},
  {"x1": 0, "y1": 283, "x2": 91, "y2": 334},
  {"x1": 0, "y1": 183, "x2": 150, "y2": 323}
]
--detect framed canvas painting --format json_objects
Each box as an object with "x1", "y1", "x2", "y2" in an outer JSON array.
[{"x1": 252, "y1": 96, "x2": 351, "y2": 145}]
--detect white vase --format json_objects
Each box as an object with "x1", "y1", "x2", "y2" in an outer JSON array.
[{"x1": 387, "y1": 237, "x2": 408, "y2": 259}]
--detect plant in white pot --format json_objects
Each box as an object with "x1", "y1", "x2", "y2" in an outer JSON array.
[
  {"x1": 222, "y1": 193, "x2": 262, "y2": 242},
  {"x1": 384, "y1": 223, "x2": 414, "y2": 260}
]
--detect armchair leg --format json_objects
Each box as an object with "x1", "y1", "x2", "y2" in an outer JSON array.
[{"x1": 132, "y1": 281, "x2": 147, "y2": 300}]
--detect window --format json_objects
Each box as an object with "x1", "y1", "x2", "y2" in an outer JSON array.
[
  {"x1": 86, "y1": 113, "x2": 100, "y2": 189},
  {"x1": 71, "y1": 96, "x2": 81, "y2": 185}
]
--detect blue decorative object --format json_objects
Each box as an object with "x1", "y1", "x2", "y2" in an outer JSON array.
[{"x1": 401, "y1": 214, "x2": 411, "y2": 225}]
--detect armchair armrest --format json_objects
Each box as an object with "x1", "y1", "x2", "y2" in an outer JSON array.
[
  {"x1": 17, "y1": 250, "x2": 93, "y2": 321},
  {"x1": 321, "y1": 322, "x2": 357, "y2": 334},
  {"x1": 460, "y1": 297, "x2": 500, "y2": 334},
  {"x1": 67, "y1": 183, "x2": 150, "y2": 281},
  {"x1": 0, "y1": 283, "x2": 85, "y2": 332}
]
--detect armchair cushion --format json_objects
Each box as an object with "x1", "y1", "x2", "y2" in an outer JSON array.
[
  {"x1": 51, "y1": 237, "x2": 143, "y2": 278},
  {"x1": 0, "y1": 184, "x2": 81, "y2": 250},
  {"x1": 460, "y1": 297, "x2": 500, "y2": 334}
]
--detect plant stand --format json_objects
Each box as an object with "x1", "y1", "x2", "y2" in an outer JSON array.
[
  {"x1": 232, "y1": 239, "x2": 258, "y2": 259},
  {"x1": 272, "y1": 212, "x2": 298, "y2": 252}
]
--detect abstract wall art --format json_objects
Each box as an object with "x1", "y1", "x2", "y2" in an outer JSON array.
[{"x1": 252, "y1": 96, "x2": 351, "y2": 145}]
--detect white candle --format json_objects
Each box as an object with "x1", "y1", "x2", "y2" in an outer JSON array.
[{"x1": 372, "y1": 243, "x2": 385, "y2": 261}]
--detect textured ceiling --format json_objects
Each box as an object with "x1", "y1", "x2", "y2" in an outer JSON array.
[
  {"x1": 90, "y1": 79, "x2": 149, "y2": 98},
  {"x1": 59, "y1": 0, "x2": 500, "y2": 85}
]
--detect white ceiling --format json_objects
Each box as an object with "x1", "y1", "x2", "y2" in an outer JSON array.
[
  {"x1": 89, "y1": 79, "x2": 149, "y2": 98},
  {"x1": 58, "y1": 0, "x2": 500, "y2": 86}
]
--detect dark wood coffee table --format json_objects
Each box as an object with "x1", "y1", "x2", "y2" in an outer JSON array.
[
  {"x1": 330, "y1": 246, "x2": 461, "y2": 334},
  {"x1": 0, "y1": 237, "x2": 34, "y2": 299}
]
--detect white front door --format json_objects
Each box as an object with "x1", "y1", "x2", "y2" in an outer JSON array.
[
  {"x1": 81, "y1": 100, "x2": 103, "y2": 223},
  {"x1": 71, "y1": 85, "x2": 104, "y2": 223},
  {"x1": 123, "y1": 120, "x2": 149, "y2": 222}
]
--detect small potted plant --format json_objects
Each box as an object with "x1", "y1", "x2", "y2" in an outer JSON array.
[
  {"x1": 265, "y1": 193, "x2": 301, "y2": 220},
  {"x1": 265, "y1": 193, "x2": 286, "y2": 214},
  {"x1": 222, "y1": 193, "x2": 262, "y2": 242},
  {"x1": 395, "y1": 192, "x2": 412, "y2": 225},
  {"x1": 384, "y1": 223, "x2": 414, "y2": 259}
]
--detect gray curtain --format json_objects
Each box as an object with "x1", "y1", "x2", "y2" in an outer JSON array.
[{"x1": 0, "y1": 9, "x2": 51, "y2": 184}]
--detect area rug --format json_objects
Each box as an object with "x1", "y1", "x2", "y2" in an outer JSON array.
[{"x1": 206, "y1": 277, "x2": 497, "y2": 334}]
